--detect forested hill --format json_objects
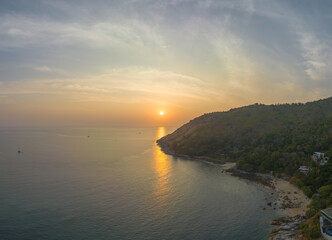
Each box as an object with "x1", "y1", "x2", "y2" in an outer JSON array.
[{"x1": 157, "y1": 97, "x2": 332, "y2": 174}]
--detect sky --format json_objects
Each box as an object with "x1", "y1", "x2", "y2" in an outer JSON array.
[{"x1": 0, "y1": 0, "x2": 332, "y2": 127}]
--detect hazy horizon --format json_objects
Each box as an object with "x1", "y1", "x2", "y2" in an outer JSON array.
[
  {"x1": 1, "y1": 0, "x2": 332, "y2": 127},
  {"x1": 0, "y1": 96, "x2": 330, "y2": 128}
]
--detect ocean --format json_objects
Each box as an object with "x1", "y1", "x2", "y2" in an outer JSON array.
[{"x1": 0, "y1": 127, "x2": 278, "y2": 239}]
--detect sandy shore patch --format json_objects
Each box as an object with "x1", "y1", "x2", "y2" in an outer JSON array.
[
  {"x1": 273, "y1": 179, "x2": 310, "y2": 217},
  {"x1": 268, "y1": 178, "x2": 310, "y2": 240},
  {"x1": 222, "y1": 162, "x2": 236, "y2": 170}
]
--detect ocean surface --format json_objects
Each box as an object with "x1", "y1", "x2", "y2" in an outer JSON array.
[{"x1": 0, "y1": 127, "x2": 279, "y2": 240}]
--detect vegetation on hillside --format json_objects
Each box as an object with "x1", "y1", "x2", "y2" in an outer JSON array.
[
  {"x1": 157, "y1": 97, "x2": 332, "y2": 239},
  {"x1": 291, "y1": 161, "x2": 332, "y2": 239}
]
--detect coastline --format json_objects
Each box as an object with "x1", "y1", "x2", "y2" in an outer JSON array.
[
  {"x1": 273, "y1": 178, "x2": 310, "y2": 217},
  {"x1": 218, "y1": 168, "x2": 310, "y2": 240},
  {"x1": 157, "y1": 141, "x2": 232, "y2": 165},
  {"x1": 157, "y1": 142, "x2": 310, "y2": 240},
  {"x1": 268, "y1": 178, "x2": 310, "y2": 240}
]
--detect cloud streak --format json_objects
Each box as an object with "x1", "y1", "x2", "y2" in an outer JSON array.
[
  {"x1": 0, "y1": 14, "x2": 166, "y2": 51},
  {"x1": 0, "y1": 67, "x2": 217, "y2": 103}
]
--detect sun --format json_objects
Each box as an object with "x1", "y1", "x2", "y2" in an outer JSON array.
[{"x1": 159, "y1": 111, "x2": 164, "y2": 116}]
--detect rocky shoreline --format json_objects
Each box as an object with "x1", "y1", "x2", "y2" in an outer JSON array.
[
  {"x1": 269, "y1": 215, "x2": 305, "y2": 240},
  {"x1": 226, "y1": 168, "x2": 275, "y2": 188},
  {"x1": 268, "y1": 180, "x2": 309, "y2": 240},
  {"x1": 156, "y1": 141, "x2": 228, "y2": 165},
  {"x1": 226, "y1": 168, "x2": 309, "y2": 240},
  {"x1": 157, "y1": 142, "x2": 310, "y2": 240},
  {"x1": 224, "y1": 169, "x2": 309, "y2": 239}
]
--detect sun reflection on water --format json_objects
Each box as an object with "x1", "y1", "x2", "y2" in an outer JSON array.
[{"x1": 153, "y1": 127, "x2": 172, "y2": 205}]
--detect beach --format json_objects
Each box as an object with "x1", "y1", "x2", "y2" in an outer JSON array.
[
  {"x1": 222, "y1": 162, "x2": 237, "y2": 170},
  {"x1": 160, "y1": 148, "x2": 311, "y2": 239},
  {"x1": 224, "y1": 167, "x2": 310, "y2": 240},
  {"x1": 273, "y1": 178, "x2": 310, "y2": 217},
  {"x1": 223, "y1": 166, "x2": 310, "y2": 213},
  {"x1": 268, "y1": 179, "x2": 310, "y2": 240}
]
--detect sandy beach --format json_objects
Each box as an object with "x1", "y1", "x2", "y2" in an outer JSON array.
[
  {"x1": 273, "y1": 178, "x2": 310, "y2": 217},
  {"x1": 228, "y1": 170, "x2": 311, "y2": 239},
  {"x1": 268, "y1": 178, "x2": 311, "y2": 240},
  {"x1": 187, "y1": 159, "x2": 310, "y2": 239},
  {"x1": 222, "y1": 162, "x2": 236, "y2": 170}
]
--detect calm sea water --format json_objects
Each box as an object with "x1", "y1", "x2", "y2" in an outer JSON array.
[{"x1": 0, "y1": 127, "x2": 278, "y2": 240}]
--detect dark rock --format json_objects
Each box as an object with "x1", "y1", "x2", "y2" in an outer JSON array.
[{"x1": 269, "y1": 215, "x2": 305, "y2": 240}]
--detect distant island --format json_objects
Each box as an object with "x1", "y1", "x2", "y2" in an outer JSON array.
[{"x1": 157, "y1": 97, "x2": 332, "y2": 239}]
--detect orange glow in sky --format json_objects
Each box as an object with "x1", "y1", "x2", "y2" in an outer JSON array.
[{"x1": 0, "y1": 1, "x2": 330, "y2": 128}]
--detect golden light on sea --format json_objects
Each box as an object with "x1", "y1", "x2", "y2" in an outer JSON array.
[{"x1": 153, "y1": 127, "x2": 172, "y2": 206}]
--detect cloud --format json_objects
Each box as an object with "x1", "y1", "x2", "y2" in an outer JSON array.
[
  {"x1": 0, "y1": 0, "x2": 331, "y2": 120},
  {"x1": 0, "y1": 14, "x2": 166, "y2": 52},
  {"x1": 297, "y1": 31, "x2": 328, "y2": 81},
  {"x1": 0, "y1": 67, "x2": 218, "y2": 105},
  {"x1": 33, "y1": 66, "x2": 69, "y2": 76}
]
